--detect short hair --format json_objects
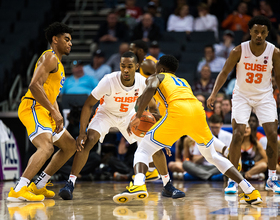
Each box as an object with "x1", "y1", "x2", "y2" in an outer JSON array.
[
  {"x1": 45, "y1": 22, "x2": 73, "y2": 44},
  {"x1": 158, "y1": 55, "x2": 179, "y2": 73},
  {"x1": 248, "y1": 15, "x2": 272, "y2": 31},
  {"x1": 132, "y1": 40, "x2": 148, "y2": 53},
  {"x1": 208, "y1": 114, "x2": 223, "y2": 124},
  {"x1": 204, "y1": 44, "x2": 214, "y2": 52},
  {"x1": 121, "y1": 51, "x2": 138, "y2": 63}
]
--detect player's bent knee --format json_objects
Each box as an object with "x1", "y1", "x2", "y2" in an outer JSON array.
[
  {"x1": 86, "y1": 134, "x2": 99, "y2": 149},
  {"x1": 41, "y1": 145, "x2": 54, "y2": 158}
]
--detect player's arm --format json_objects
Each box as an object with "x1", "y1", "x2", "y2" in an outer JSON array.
[
  {"x1": 127, "y1": 74, "x2": 160, "y2": 135},
  {"x1": 207, "y1": 45, "x2": 241, "y2": 110},
  {"x1": 272, "y1": 47, "x2": 280, "y2": 90},
  {"x1": 76, "y1": 94, "x2": 99, "y2": 150},
  {"x1": 140, "y1": 59, "x2": 156, "y2": 76},
  {"x1": 29, "y1": 52, "x2": 63, "y2": 133}
]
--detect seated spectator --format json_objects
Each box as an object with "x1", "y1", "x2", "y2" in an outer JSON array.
[
  {"x1": 193, "y1": 64, "x2": 215, "y2": 95},
  {"x1": 221, "y1": 2, "x2": 252, "y2": 33},
  {"x1": 193, "y1": 3, "x2": 219, "y2": 40},
  {"x1": 224, "y1": 77, "x2": 236, "y2": 96},
  {"x1": 221, "y1": 97, "x2": 232, "y2": 124},
  {"x1": 106, "y1": 42, "x2": 130, "y2": 71},
  {"x1": 241, "y1": 126, "x2": 267, "y2": 180},
  {"x1": 182, "y1": 136, "x2": 223, "y2": 181},
  {"x1": 208, "y1": 114, "x2": 232, "y2": 146},
  {"x1": 116, "y1": 4, "x2": 137, "y2": 30},
  {"x1": 214, "y1": 30, "x2": 235, "y2": 59},
  {"x1": 206, "y1": 100, "x2": 222, "y2": 119},
  {"x1": 94, "y1": 11, "x2": 128, "y2": 43},
  {"x1": 61, "y1": 60, "x2": 98, "y2": 95},
  {"x1": 249, "y1": 112, "x2": 267, "y2": 150},
  {"x1": 125, "y1": 0, "x2": 142, "y2": 20},
  {"x1": 197, "y1": 45, "x2": 226, "y2": 73},
  {"x1": 147, "y1": 41, "x2": 165, "y2": 60},
  {"x1": 167, "y1": 4, "x2": 194, "y2": 34},
  {"x1": 83, "y1": 49, "x2": 112, "y2": 81},
  {"x1": 146, "y1": 1, "x2": 165, "y2": 33},
  {"x1": 131, "y1": 13, "x2": 161, "y2": 42}
]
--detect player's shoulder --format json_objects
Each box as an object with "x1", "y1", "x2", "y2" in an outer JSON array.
[{"x1": 273, "y1": 46, "x2": 280, "y2": 59}]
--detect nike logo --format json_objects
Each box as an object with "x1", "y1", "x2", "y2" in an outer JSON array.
[
  {"x1": 115, "y1": 92, "x2": 121, "y2": 94},
  {"x1": 245, "y1": 56, "x2": 250, "y2": 58}
]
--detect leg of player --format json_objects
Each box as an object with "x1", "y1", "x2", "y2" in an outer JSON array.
[
  {"x1": 7, "y1": 133, "x2": 55, "y2": 202},
  {"x1": 263, "y1": 121, "x2": 280, "y2": 193},
  {"x1": 152, "y1": 150, "x2": 185, "y2": 198},
  {"x1": 28, "y1": 130, "x2": 77, "y2": 199},
  {"x1": 225, "y1": 120, "x2": 246, "y2": 194},
  {"x1": 198, "y1": 143, "x2": 262, "y2": 205},
  {"x1": 59, "y1": 129, "x2": 101, "y2": 200}
]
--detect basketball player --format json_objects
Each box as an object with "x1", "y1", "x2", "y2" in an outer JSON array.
[
  {"x1": 113, "y1": 55, "x2": 262, "y2": 205},
  {"x1": 7, "y1": 22, "x2": 77, "y2": 202},
  {"x1": 129, "y1": 40, "x2": 179, "y2": 197},
  {"x1": 59, "y1": 52, "x2": 184, "y2": 200},
  {"x1": 207, "y1": 15, "x2": 280, "y2": 194}
]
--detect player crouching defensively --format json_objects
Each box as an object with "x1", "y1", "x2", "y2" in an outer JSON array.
[{"x1": 113, "y1": 55, "x2": 262, "y2": 205}]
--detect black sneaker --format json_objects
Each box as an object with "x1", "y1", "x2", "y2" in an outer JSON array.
[
  {"x1": 59, "y1": 180, "x2": 74, "y2": 200},
  {"x1": 162, "y1": 180, "x2": 185, "y2": 199}
]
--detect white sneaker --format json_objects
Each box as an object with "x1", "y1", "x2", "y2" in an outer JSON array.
[
  {"x1": 225, "y1": 181, "x2": 238, "y2": 194},
  {"x1": 266, "y1": 176, "x2": 280, "y2": 193}
]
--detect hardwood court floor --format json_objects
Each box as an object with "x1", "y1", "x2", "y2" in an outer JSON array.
[{"x1": 1, "y1": 180, "x2": 280, "y2": 220}]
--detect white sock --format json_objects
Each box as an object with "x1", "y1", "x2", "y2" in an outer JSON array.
[
  {"x1": 134, "y1": 173, "x2": 145, "y2": 186},
  {"x1": 34, "y1": 171, "x2": 51, "y2": 189},
  {"x1": 269, "y1": 170, "x2": 277, "y2": 178},
  {"x1": 228, "y1": 178, "x2": 234, "y2": 183},
  {"x1": 14, "y1": 177, "x2": 30, "y2": 192},
  {"x1": 69, "y1": 175, "x2": 77, "y2": 186},
  {"x1": 161, "y1": 173, "x2": 170, "y2": 186},
  {"x1": 148, "y1": 167, "x2": 156, "y2": 172},
  {"x1": 239, "y1": 179, "x2": 255, "y2": 194}
]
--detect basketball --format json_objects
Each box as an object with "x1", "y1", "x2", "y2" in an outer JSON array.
[{"x1": 131, "y1": 111, "x2": 156, "y2": 137}]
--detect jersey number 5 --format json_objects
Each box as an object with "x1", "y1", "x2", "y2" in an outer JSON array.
[
  {"x1": 120, "y1": 103, "x2": 129, "y2": 112},
  {"x1": 245, "y1": 72, "x2": 263, "y2": 84}
]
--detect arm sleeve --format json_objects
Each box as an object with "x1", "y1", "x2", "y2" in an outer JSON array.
[{"x1": 91, "y1": 76, "x2": 111, "y2": 100}]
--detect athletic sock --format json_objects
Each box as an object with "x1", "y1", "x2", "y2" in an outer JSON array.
[
  {"x1": 14, "y1": 177, "x2": 30, "y2": 192},
  {"x1": 134, "y1": 173, "x2": 145, "y2": 186},
  {"x1": 239, "y1": 179, "x2": 255, "y2": 194},
  {"x1": 34, "y1": 171, "x2": 51, "y2": 189},
  {"x1": 161, "y1": 173, "x2": 170, "y2": 186},
  {"x1": 69, "y1": 175, "x2": 77, "y2": 186},
  {"x1": 268, "y1": 170, "x2": 277, "y2": 178}
]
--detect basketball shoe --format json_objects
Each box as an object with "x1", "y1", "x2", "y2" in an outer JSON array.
[
  {"x1": 7, "y1": 186, "x2": 45, "y2": 202},
  {"x1": 28, "y1": 182, "x2": 55, "y2": 198},
  {"x1": 132, "y1": 169, "x2": 160, "y2": 182},
  {"x1": 265, "y1": 176, "x2": 280, "y2": 193},
  {"x1": 59, "y1": 180, "x2": 74, "y2": 200},
  {"x1": 161, "y1": 180, "x2": 185, "y2": 199},
  {"x1": 225, "y1": 180, "x2": 238, "y2": 194},
  {"x1": 113, "y1": 182, "x2": 148, "y2": 204},
  {"x1": 239, "y1": 189, "x2": 262, "y2": 205}
]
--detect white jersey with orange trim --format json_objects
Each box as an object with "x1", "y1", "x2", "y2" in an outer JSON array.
[
  {"x1": 234, "y1": 41, "x2": 274, "y2": 100},
  {"x1": 91, "y1": 71, "x2": 146, "y2": 117}
]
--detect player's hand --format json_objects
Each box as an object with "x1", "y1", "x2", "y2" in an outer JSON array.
[
  {"x1": 151, "y1": 113, "x2": 162, "y2": 122},
  {"x1": 51, "y1": 110, "x2": 64, "y2": 133},
  {"x1": 165, "y1": 147, "x2": 172, "y2": 157},
  {"x1": 76, "y1": 133, "x2": 87, "y2": 151},
  {"x1": 127, "y1": 117, "x2": 140, "y2": 135},
  {"x1": 207, "y1": 94, "x2": 215, "y2": 110}
]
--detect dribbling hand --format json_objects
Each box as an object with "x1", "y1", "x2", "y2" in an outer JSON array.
[{"x1": 127, "y1": 117, "x2": 140, "y2": 135}]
